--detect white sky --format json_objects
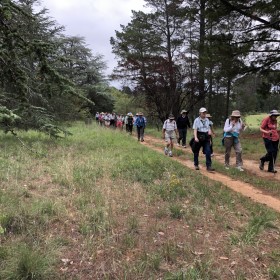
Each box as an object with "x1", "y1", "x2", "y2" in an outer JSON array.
[{"x1": 37, "y1": 0, "x2": 148, "y2": 87}]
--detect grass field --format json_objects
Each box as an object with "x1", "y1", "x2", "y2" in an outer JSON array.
[{"x1": 0, "y1": 122, "x2": 279, "y2": 279}]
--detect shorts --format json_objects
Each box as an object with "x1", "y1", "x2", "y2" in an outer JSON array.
[{"x1": 165, "y1": 131, "x2": 176, "y2": 142}]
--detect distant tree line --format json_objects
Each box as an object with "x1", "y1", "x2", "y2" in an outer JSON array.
[{"x1": 111, "y1": 0, "x2": 280, "y2": 123}]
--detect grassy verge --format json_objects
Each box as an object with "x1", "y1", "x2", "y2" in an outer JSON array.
[{"x1": 0, "y1": 122, "x2": 279, "y2": 279}]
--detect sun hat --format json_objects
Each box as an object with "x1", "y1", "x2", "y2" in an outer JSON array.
[
  {"x1": 169, "y1": 114, "x2": 175, "y2": 119},
  {"x1": 206, "y1": 113, "x2": 212, "y2": 118},
  {"x1": 138, "y1": 112, "x2": 143, "y2": 116},
  {"x1": 269, "y1": 109, "x2": 280, "y2": 116},
  {"x1": 199, "y1": 107, "x2": 207, "y2": 113},
  {"x1": 181, "y1": 109, "x2": 187, "y2": 114},
  {"x1": 231, "y1": 110, "x2": 241, "y2": 117}
]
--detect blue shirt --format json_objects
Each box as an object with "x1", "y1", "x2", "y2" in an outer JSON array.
[{"x1": 135, "y1": 116, "x2": 146, "y2": 128}]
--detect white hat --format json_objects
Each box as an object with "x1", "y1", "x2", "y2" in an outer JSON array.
[
  {"x1": 199, "y1": 107, "x2": 207, "y2": 113},
  {"x1": 269, "y1": 110, "x2": 280, "y2": 116}
]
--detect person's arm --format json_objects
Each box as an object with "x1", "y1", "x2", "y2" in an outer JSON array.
[
  {"x1": 224, "y1": 119, "x2": 234, "y2": 132},
  {"x1": 187, "y1": 117, "x2": 191, "y2": 128},
  {"x1": 194, "y1": 128, "x2": 199, "y2": 142}
]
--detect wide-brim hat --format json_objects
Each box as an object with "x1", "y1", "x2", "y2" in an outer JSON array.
[
  {"x1": 181, "y1": 109, "x2": 187, "y2": 114},
  {"x1": 169, "y1": 114, "x2": 175, "y2": 119},
  {"x1": 206, "y1": 114, "x2": 212, "y2": 118},
  {"x1": 231, "y1": 110, "x2": 241, "y2": 117},
  {"x1": 269, "y1": 109, "x2": 280, "y2": 116},
  {"x1": 199, "y1": 107, "x2": 207, "y2": 113},
  {"x1": 138, "y1": 112, "x2": 143, "y2": 116}
]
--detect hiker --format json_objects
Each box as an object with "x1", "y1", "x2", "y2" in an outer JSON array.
[
  {"x1": 192, "y1": 107, "x2": 215, "y2": 171},
  {"x1": 162, "y1": 114, "x2": 178, "y2": 157},
  {"x1": 176, "y1": 109, "x2": 191, "y2": 148},
  {"x1": 259, "y1": 110, "x2": 280, "y2": 173},
  {"x1": 223, "y1": 110, "x2": 246, "y2": 171},
  {"x1": 126, "y1": 113, "x2": 134, "y2": 134},
  {"x1": 135, "y1": 112, "x2": 146, "y2": 142}
]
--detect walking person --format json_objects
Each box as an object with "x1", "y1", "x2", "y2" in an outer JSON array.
[
  {"x1": 162, "y1": 114, "x2": 178, "y2": 157},
  {"x1": 259, "y1": 110, "x2": 280, "y2": 173},
  {"x1": 192, "y1": 107, "x2": 215, "y2": 172},
  {"x1": 126, "y1": 113, "x2": 134, "y2": 135},
  {"x1": 135, "y1": 112, "x2": 146, "y2": 142},
  {"x1": 176, "y1": 110, "x2": 191, "y2": 148},
  {"x1": 206, "y1": 113, "x2": 215, "y2": 156},
  {"x1": 223, "y1": 110, "x2": 246, "y2": 171}
]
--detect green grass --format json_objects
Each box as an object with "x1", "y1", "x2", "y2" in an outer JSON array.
[{"x1": 0, "y1": 122, "x2": 279, "y2": 279}]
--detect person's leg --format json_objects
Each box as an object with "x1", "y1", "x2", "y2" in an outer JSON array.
[
  {"x1": 193, "y1": 141, "x2": 201, "y2": 168},
  {"x1": 137, "y1": 126, "x2": 141, "y2": 140},
  {"x1": 178, "y1": 129, "x2": 183, "y2": 145},
  {"x1": 203, "y1": 141, "x2": 212, "y2": 168},
  {"x1": 140, "y1": 127, "x2": 145, "y2": 141},
  {"x1": 261, "y1": 138, "x2": 274, "y2": 170},
  {"x1": 224, "y1": 137, "x2": 233, "y2": 167},
  {"x1": 270, "y1": 140, "x2": 279, "y2": 172},
  {"x1": 234, "y1": 141, "x2": 243, "y2": 167},
  {"x1": 182, "y1": 129, "x2": 187, "y2": 147}
]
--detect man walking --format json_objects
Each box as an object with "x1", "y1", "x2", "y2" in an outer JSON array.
[{"x1": 176, "y1": 110, "x2": 191, "y2": 148}]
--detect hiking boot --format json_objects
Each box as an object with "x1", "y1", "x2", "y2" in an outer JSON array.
[
  {"x1": 268, "y1": 169, "x2": 277, "y2": 173},
  {"x1": 207, "y1": 167, "x2": 215, "y2": 172},
  {"x1": 168, "y1": 151, "x2": 173, "y2": 157},
  {"x1": 236, "y1": 166, "x2": 244, "y2": 172},
  {"x1": 164, "y1": 147, "x2": 168, "y2": 155},
  {"x1": 259, "y1": 160, "x2": 264, "y2": 170},
  {"x1": 141, "y1": 139, "x2": 144, "y2": 142},
  {"x1": 195, "y1": 165, "x2": 200, "y2": 170}
]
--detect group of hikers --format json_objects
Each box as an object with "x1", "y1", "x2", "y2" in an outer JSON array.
[
  {"x1": 162, "y1": 108, "x2": 280, "y2": 173},
  {"x1": 95, "y1": 108, "x2": 279, "y2": 173},
  {"x1": 95, "y1": 111, "x2": 147, "y2": 141}
]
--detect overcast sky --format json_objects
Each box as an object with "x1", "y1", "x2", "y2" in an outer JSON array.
[{"x1": 38, "y1": 0, "x2": 148, "y2": 87}]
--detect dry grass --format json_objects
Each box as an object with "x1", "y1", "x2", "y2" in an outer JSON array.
[{"x1": 0, "y1": 123, "x2": 279, "y2": 279}]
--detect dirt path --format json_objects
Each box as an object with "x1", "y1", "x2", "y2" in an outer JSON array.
[{"x1": 140, "y1": 135, "x2": 280, "y2": 213}]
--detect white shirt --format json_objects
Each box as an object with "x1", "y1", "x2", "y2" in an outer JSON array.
[{"x1": 163, "y1": 119, "x2": 177, "y2": 131}]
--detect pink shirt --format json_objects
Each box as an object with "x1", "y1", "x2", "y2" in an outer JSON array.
[{"x1": 260, "y1": 116, "x2": 279, "y2": 141}]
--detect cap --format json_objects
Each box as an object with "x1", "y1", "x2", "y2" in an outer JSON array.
[
  {"x1": 199, "y1": 107, "x2": 207, "y2": 113},
  {"x1": 181, "y1": 109, "x2": 187, "y2": 114}
]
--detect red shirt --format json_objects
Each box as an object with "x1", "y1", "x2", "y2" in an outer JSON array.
[{"x1": 260, "y1": 116, "x2": 279, "y2": 141}]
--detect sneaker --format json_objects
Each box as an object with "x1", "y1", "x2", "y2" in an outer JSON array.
[
  {"x1": 259, "y1": 160, "x2": 264, "y2": 170},
  {"x1": 225, "y1": 166, "x2": 230, "y2": 170},
  {"x1": 207, "y1": 167, "x2": 215, "y2": 172},
  {"x1": 195, "y1": 165, "x2": 199, "y2": 170},
  {"x1": 236, "y1": 166, "x2": 244, "y2": 172},
  {"x1": 183, "y1": 145, "x2": 187, "y2": 148},
  {"x1": 164, "y1": 147, "x2": 168, "y2": 155},
  {"x1": 268, "y1": 170, "x2": 277, "y2": 173},
  {"x1": 141, "y1": 139, "x2": 144, "y2": 142},
  {"x1": 168, "y1": 151, "x2": 173, "y2": 157},
  {"x1": 176, "y1": 143, "x2": 180, "y2": 146}
]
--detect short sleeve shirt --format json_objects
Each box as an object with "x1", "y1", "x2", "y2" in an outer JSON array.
[
  {"x1": 192, "y1": 117, "x2": 211, "y2": 132},
  {"x1": 163, "y1": 119, "x2": 177, "y2": 131}
]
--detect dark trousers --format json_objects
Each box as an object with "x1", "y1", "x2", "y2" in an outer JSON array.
[
  {"x1": 193, "y1": 140, "x2": 212, "y2": 167},
  {"x1": 178, "y1": 128, "x2": 187, "y2": 146},
  {"x1": 137, "y1": 126, "x2": 144, "y2": 141},
  {"x1": 127, "y1": 124, "x2": 133, "y2": 134},
  {"x1": 260, "y1": 138, "x2": 279, "y2": 171}
]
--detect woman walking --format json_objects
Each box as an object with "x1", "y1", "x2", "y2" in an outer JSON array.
[
  {"x1": 259, "y1": 110, "x2": 280, "y2": 173},
  {"x1": 192, "y1": 107, "x2": 215, "y2": 172},
  {"x1": 223, "y1": 110, "x2": 245, "y2": 171},
  {"x1": 162, "y1": 114, "x2": 178, "y2": 157}
]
